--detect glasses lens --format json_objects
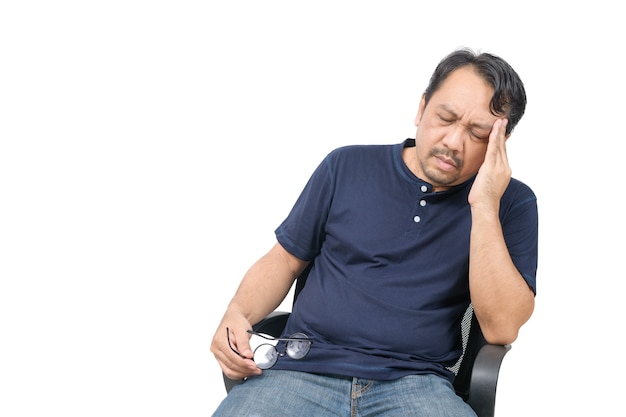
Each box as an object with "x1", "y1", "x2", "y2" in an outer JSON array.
[
  {"x1": 253, "y1": 343, "x2": 278, "y2": 369},
  {"x1": 286, "y1": 333, "x2": 311, "y2": 360}
]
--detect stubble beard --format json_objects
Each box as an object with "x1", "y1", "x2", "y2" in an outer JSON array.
[{"x1": 420, "y1": 148, "x2": 462, "y2": 187}]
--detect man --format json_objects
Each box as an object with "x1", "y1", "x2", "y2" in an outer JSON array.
[{"x1": 210, "y1": 47, "x2": 537, "y2": 416}]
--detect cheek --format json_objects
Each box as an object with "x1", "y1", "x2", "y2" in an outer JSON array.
[
  {"x1": 417, "y1": 123, "x2": 446, "y2": 145},
  {"x1": 462, "y1": 148, "x2": 487, "y2": 172}
]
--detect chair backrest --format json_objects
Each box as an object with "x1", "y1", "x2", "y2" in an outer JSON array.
[
  {"x1": 292, "y1": 262, "x2": 486, "y2": 401},
  {"x1": 450, "y1": 304, "x2": 487, "y2": 401}
]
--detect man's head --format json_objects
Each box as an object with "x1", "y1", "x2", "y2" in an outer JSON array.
[
  {"x1": 408, "y1": 48, "x2": 526, "y2": 191},
  {"x1": 423, "y1": 48, "x2": 526, "y2": 136}
]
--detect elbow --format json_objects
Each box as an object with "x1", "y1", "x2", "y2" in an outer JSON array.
[
  {"x1": 480, "y1": 307, "x2": 533, "y2": 345},
  {"x1": 476, "y1": 293, "x2": 535, "y2": 346},
  {"x1": 482, "y1": 326, "x2": 519, "y2": 346}
]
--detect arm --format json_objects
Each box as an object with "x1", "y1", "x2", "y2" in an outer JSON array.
[
  {"x1": 468, "y1": 119, "x2": 535, "y2": 345},
  {"x1": 210, "y1": 242, "x2": 309, "y2": 380}
]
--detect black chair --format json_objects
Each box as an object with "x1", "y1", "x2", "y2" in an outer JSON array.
[{"x1": 223, "y1": 264, "x2": 511, "y2": 417}]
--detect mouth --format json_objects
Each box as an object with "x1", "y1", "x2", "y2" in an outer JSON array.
[{"x1": 434, "y1": 154, "x2": 458, "y2": 171}]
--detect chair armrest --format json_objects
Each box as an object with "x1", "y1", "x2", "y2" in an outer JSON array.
[
  {"x1": 467, "y1": 344, "x2": 511, "y2": 417},
  {"x1": 223, "y1": 312, "x2": 291, "y2": 393},
  {"x1": 253, "y1": 311, "x2": 290, "y2": 336}
]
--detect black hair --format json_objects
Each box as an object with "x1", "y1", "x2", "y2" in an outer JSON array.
[{"x1": 423, "y1": 48, "x2": 527, "y2": 135}]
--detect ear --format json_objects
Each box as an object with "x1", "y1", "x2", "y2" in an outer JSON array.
[{"x1": 414, "y1": 95, "x2": 426, "y2": 127}]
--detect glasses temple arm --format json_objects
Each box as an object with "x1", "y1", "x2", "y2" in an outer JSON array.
[{"x1": 247, "y1": 330, "x2": 312, "y2": 343}]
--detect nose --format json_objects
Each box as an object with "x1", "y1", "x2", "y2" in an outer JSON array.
[{"x1": 441, "y1": 124, "x2": 465, "y2": 152}]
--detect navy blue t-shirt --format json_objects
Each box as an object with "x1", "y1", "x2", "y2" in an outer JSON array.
[{"x1": 273, "y1": 139, "x2": 538, "y2": 381}]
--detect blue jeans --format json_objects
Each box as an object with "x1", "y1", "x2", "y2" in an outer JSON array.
[{"x1": 212, "y1": 370, "x2": 477, "y2": 417}]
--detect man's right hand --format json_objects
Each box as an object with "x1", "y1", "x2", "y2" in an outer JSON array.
[{"x1": 211, "y1": 319, "x2": 262, "y2": 380}]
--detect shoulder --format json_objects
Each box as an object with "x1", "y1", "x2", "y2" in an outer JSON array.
[
  {"x1": 502, "y1": 177, "x2": 538, "y2": 214},
  {"x1": 505, "y1": 178, "x2": 536, "y2": 201},
  {"x1": 328, "y1": 143, "x2": 394, "y2": 155},
  {"x1": 319, "y1": 144, "x2": 400, "y2": 179},
  {"x1": 325, "y1": 142, "x2": 403, "y2": 164}
]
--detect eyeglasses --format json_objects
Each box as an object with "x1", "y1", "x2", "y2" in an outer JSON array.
[{"x1": 226, "y1": 327, "x2": 312, "y2": 369}]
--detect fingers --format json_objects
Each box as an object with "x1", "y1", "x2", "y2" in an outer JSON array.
[
  {"x1": 486, "y1": 118, "x2": 511, "y2": 171},
  {"x1": 468, "y1": 118, "x2": 512, "y2": 209},
  {"x1": 227, "y1": 326, "x2": 254, "y2": 359},
  {"x1": 211, "y1": 325, "x2": 262, "y2": 380},
  {"x1": 489, "y1": 118, "x2": 508, "y2": 150}
]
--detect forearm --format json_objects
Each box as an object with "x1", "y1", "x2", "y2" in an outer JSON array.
[
  {"x1": 225, "y1": 242, "x2": 307, "y2": 326},
  {"x1": 469, "y1": 209, "x2": 534, "y2": 345},
  {"x1": 212, "y1": 243, "x2": 308, "y2": 380}
]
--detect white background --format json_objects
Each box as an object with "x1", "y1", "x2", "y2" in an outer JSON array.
[{"x1": 1, "y1": 1, "x2": 624, "y2": 416}]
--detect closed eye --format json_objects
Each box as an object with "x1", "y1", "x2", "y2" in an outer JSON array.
[
  {"x1": 470, "y1": 130, "x2": 489, "y2": 141},
  {"x1": 438, "y1": 114, "x2": 455, "y2": 124}
]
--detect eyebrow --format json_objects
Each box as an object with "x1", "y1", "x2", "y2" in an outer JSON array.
[{"x1": 437, "y1": 104, "x2": 492, "y2": 132}]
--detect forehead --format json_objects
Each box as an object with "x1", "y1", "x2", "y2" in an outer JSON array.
[{"x1": 429, "y1": 67, "x2": 495, "y2": 119}]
